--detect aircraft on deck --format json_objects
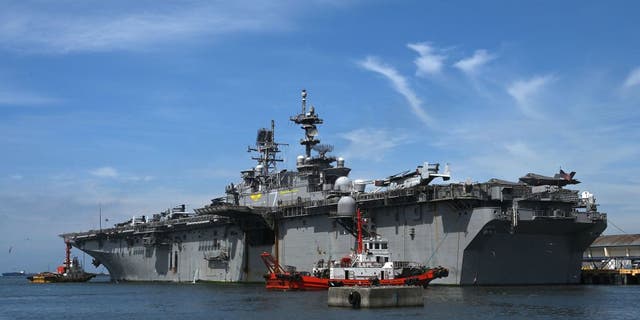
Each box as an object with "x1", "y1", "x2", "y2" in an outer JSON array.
[{"x1": 519, "y1": 169, "x2": 580, "y2": 187}]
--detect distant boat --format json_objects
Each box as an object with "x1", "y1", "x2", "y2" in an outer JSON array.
[{"x1": 2, "y1": 271, "x2": 26, "y2": 277}]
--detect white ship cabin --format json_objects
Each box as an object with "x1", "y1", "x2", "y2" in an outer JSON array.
[
  {"x1": 363, "y1": 237, "x2": 391, "y2": 264},
  {"x1": 329, "y1": 237, "x2": 395, "y2": 280}
]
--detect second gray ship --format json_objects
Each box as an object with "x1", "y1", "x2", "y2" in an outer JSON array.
[{"x1": 62, "y1": 90, "x2": 607, "y2": 285}]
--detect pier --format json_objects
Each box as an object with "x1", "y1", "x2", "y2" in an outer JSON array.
[
  {"x1": 328, "y1": 286, "x2": 423, "y2": 308},
  {"x1": 582, "y1": 234, "x2": 640, "y2": 284},
  {"x1": 582, "y1": 268, "x2": 640, "y2": 285}
]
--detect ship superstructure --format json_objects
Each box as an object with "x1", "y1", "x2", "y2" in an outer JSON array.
[{"x1": 62, "y1": 90, "x2": 606, "y2": 285}]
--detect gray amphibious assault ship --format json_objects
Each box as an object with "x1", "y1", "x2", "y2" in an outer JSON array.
[{"x1": 62, "y1": 90, "x2": 607, "y2": 285}]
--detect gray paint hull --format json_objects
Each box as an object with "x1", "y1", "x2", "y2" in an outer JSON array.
[{"x1": 70, "y1": 204, "x2": 605, "y2": 285}]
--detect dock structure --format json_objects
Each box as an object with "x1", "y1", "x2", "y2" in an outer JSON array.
[
  {"x1": 582, "y1": 268, "x2": 640, "y2": 285},
  {"x1": 328, "y1": 286, "x2": 424, "y2": 308},
  {"x1": 582, "y1": 234, "x2": 640, "y2": 284}
]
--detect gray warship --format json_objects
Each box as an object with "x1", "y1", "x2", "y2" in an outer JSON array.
[{"x1": 62, "y1": 90, "x2": 607, "y2": 285}]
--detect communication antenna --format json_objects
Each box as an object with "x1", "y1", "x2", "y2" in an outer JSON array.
[
  {"x1": 301, "y1": 89, "x2": 307, "y2": 114},
  {"x1": 290, "y1": 89, "x2": 324, "y2": 158}
]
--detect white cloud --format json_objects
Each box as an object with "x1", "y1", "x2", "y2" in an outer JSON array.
[
  {"x1": 90, "y1": 166, "x2": 119, "y2": 178},
  {"x1": 407, "y1": 42, "x2": 446, "y2": 76},
  {"x1": 453, "y1": 49, "x2": 495, "y2": 74},
  {"x1": 9, "y1": 174, "x2": 23, "y2": 180},
  {"x1": 507, "y1": 75, "x2": 554, "y2": 118},
  {"x1": 0, "y1": 2, "x2": 293, "y2": 53},
  {"x1": 340, "y1": 128, "x2": 410, "y2": 161},
  {"x1": 357, "y1": 56, "x2": 433, "y2": 126},
  {"x1": 623, "y1": 67, "x2": 640, "y2": 89}
]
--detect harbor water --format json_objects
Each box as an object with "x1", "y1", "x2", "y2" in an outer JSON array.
[{"x1": 1, "y1": 276, "x2": 637, "y2": 320}]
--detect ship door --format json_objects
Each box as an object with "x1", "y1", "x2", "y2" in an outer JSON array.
[
  {"x1": 344, "y1": 270, "x2": 349, "y2": 279},
  {"x1": 174, "y1": 251, "x2": 178, "y2": 272},
  {"x1": 380, "y1": 271, "x2": 384, "y2": 280}
]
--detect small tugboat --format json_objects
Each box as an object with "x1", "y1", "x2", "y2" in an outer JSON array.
[
  {"x1": 28, "y1": 242, "x2": 96, "y2": 283},
  {"x1": 261, "y1": 209, "x2": 449, "y2": 290}
]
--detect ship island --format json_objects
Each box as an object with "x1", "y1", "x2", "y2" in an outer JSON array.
[{"x1": 61, "y1": 90, "x2": 607, "y2": 285}]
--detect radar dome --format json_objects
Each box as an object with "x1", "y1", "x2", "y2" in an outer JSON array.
[
  {"x1": 334, "y1": 176, "x2": 352, "y2": 192},
  {"x1": 337, "y1": 196, "x2": 356, "y2": 217}
]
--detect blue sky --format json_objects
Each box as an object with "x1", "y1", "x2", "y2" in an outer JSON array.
[{"x1": 1, "y1": 0, "x2": 639, "y2": 272}]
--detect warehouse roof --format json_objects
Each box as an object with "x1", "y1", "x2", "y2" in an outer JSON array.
[{"x1": 590, "y1": 234, "x2": 640, "y2": 247}]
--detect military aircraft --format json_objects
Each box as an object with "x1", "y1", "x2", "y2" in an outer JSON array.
[
  {"x1": 519, "y1": 169, "x2": 580, "y2": 186},
  {"x1": 374, "y1": 162, "x2": 450, "y2": 188}
]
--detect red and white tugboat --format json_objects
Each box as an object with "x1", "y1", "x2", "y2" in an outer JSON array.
[
  {"x1": 27, "y1": 241, "x2": 96, "y2": 283},
  {"x1": 261, "y1": 209, "x2": 448, "y2": 290}
]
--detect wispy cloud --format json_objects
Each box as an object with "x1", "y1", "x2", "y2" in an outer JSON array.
[
  {"x1": 340, "y1": 128, "x2": 410, "y2": 161},
  {"x1": 454, "y1": 49, "x2": 495, "y2": 75},
  {"x1": 88, "y1": 166, "x2": 155, "y2": 182},
  {"x1": 357, "y1": 56, "x2": 433, "y2": 126},
  {"x1": 90, "y1": 166, "x2": 119, "y2": 178},
  {"x1": 0, "y1": 2, "x2": 294, "y2": 53},
  {"x1": 507, "y1": 75, "x2": 555, "y2": 118},
  {"x1": 407, "y1": 42, "x2": 446, "y2": 76},
  {"x1": 124, "y1": 175, "x2": 154, "y2": 182},
  {"x1": 0, "y1": 89, "x2": 59, "y2": 106},
  {"x1": 622, "y1": 66, "x2": 640, "y2": 89},
  {"x1": 504, "y1": 141, "x2": 537, "y2": 159}
]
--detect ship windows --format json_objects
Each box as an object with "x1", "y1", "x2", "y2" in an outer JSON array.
[
  {"x1": 381, "y1": 243, "x2": 387, "y2": 249},
  {"x1": 374, "y1": 243, "x2": 380, "y2": 249},
  {"x1": 198, "y1": 240, "x2": 220, "y2": 251}
]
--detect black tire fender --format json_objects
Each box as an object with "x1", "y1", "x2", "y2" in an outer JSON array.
[{"x1": 348, "y1": 291, "x2": 361, "y2": 309}]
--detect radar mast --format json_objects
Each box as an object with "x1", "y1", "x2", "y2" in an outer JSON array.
[
  {"x1": 248, "y1": 120, "x2": 284, "y2": 175},
  {"x1": 291, "y1": 89, "x2": 324, "y2": 158}
]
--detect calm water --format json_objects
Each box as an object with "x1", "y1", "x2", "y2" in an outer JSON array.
[{"x1": 0, "y1": 276, "x2": 637, "y2": 320}]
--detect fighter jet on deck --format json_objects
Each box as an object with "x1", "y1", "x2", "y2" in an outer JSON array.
[{"x1": 519, "y1": 169, "x2": 580, "y2": 187}]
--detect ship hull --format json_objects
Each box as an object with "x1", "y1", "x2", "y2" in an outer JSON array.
[
  {"x1": 73, "y1": 223, "x2": 272, "y2": 282},
  {"x1": 68, "y1": 204, "x2": 605, "y2": 285},
  {"x1": 273, "y1": 205, "x2": 605, "y2": 285}
]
